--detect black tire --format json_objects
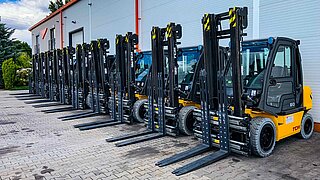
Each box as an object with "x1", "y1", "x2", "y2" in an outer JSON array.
[
  {"x1": 107, "y1": 98, "x2": 117, "y2": 114},
  {"x1": 250, "y1": 117, "x2": 276, "y2": 157},
  {"x1": 299, "y1": 113, "x2": 314, "y2": 139},
  {"x1": 86, "y1": 94, "x2": 92, "y2": 109},
  {"x1": 133, "y1": 99, "x2": 148, "y2": 123},
  {"x1": 178, "y1": 106, "x2": 196, "y2": 136}
]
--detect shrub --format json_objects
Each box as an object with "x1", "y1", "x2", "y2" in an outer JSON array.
[
  {"x1": 16, "y1": 52, "x2": 32, "y2": 69},
  {"x1": 2, "y1": 58, "x2": 16, "y2": 89},
  {"x1": 16, "y1": 68, "x2": 31, "y2": 86}
]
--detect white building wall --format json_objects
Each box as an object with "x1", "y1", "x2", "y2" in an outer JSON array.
[
  {"x1": 30, "y1": 0, "x2": 320, "y2": 122},
  {"x1": 31, "y1": 14, "x2": 61, "y2": 54},
  {"x1": 259, "y1": 0, "x2": 320, "y2": 122},
  {"x1": 91, "y1": 0, "x2": 135, "y2": 53},
  {"x1": 62, "y1": 0, "x2": 90, "y2": 48},
  {"x1": 139, "y1": 0, "x2": 254, "y2": 50},
  {"x1": 62, "y1": 0, "x2": 134, "y2": 54}
]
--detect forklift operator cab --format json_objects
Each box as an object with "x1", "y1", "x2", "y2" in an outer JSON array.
[
  {"x1": 135, "y1": 51, "x2": 152, "y2": 91},
  {"x1": 177, "y1": 46, "x2": 202, "y2": 100},
  {"x1": 240, "y1": 37, "x2": 314, "y2": 157}
]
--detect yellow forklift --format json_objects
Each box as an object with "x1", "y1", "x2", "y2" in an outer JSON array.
[{"x1": 157, "y1": 7, "x2": 314, "y2": 175}]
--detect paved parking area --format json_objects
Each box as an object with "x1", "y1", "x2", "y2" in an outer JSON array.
[{"x1": 0, "y1": 90, "x2": 320, "y2": 180}]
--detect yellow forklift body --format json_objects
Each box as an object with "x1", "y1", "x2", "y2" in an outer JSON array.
[
  {"x1": 244, "y1": 85, "x2": 312, "y2": 141},
  {"x1": 178, "y1": 99, "x2": 201, "y2": 109},
  {"x1": 135, "y1": 94, "x2": 147, "y2": 100},
  {"x1": 246, "y1": 109, "x2": 304, "y2": 141},
  {"x1": 303, "y1": 86, "x2": 312, "y2": 110}
]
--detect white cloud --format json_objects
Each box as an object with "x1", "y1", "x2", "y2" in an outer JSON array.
[
  {"x1": 12, "y1": 29, "x2": 33, "y2": 45},
  {"x1": 0, "y1": 0, "x2": 51, "y2": 45}
]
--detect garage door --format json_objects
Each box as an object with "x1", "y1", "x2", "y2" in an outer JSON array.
[
  {"x1": 70, "y1": 29, "x2": 84, "y2": 48},
  {"x1": 259, "y1": 0, "x2": 320, "y2": 122}
]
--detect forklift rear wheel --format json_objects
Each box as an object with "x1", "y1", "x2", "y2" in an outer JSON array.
[
  {"x1": 133, "y1": 99, "x2": 148, "y2": 123},
  {"x1": 178, "y1": 106, "x2": 196, "y2": 136},
  {"x1": 250, "y1": 117, "x2": 276, "y2": 157},
  {"x1": 299, "y1": 113, "x2": 314, "y2": 139}
]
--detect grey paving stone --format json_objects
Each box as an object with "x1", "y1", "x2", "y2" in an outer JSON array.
[{"x1": 0, "y1": 90, "x2": 320, "y2": 180}]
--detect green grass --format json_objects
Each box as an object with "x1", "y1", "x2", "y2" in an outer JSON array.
[{"x1": 10, "y1": 86, "x2": 29, "y2": 90}]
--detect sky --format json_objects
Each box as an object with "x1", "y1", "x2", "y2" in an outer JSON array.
[{"x1": 0, "y1": 0, "x2": 50, "y2": 45}]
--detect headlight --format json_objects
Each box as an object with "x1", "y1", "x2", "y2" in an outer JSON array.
[{"x1": 251, "y1": 90, "x2": 257, "y2": 97}]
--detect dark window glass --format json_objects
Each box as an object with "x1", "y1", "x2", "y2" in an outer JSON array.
[{"x1": 271, "y1": 46, "x2": 291, "y2": 78}]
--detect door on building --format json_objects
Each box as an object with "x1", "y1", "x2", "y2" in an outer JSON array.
[{"x1": 69, "y1": 28, "x2": 84, "y2": 48}]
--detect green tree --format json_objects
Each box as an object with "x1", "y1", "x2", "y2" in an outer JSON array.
[
  {"x1": 0, "y1": 23, "x2": 15, "y2": 63},
  {"x1": 2, "y1": 53, "x2": 32, "y2": 89},
  {"x1": 0, "y1": 23, "x2": 15, "y2": 88},
  {"x1": 16, "y1": 52, "x2": 31, "y2": 69},
  {"x1": 56, "y1": 0, "x2": 64, "y2": 8},
  {"x1": 48, "y1": 1, "x2": 57, "y2": 13},
  {"x1": 0, "y1": 23, "x2": 32, "y2": 88},
  {"x1": 14, "y1": 40, "x2": 32, "y2": 58},
  {"x1": 2, "y1": 58, "x2": 16, "y2": 89},
  {"x1": 48, "y1": 0, "x2": 66, "y2": 13}
]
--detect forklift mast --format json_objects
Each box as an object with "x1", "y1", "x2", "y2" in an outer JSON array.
[
  {"x1": 44, "y1": 52, "x2": 50, "y2": 98},
  {"x1": 97, "y1": 39, "x2": 110, "y2": 95},
  {"x1": 156, "y1": 7, "x2": 248, "y2": 175},
  {"x1": 151, "y1": 27, "x2": 165, "y2": 99},
  {"x1": 166, "y1": 23, "x2": 182, "y2": 108},
  {"x1": 81, "y1": 43, "x2": 89, "y2": 107},
  {"x1": 124, "y1": 32, "x2": 138, "y2": 104},
  {"x1": 56, "y1": 49, "x2": 63, "y2": 103},
  {"x1": 112, "y1": 32, "x2": 139, "y2": 123},
  {"x1": 115, "y1": 35, "x2": 126, "y2": 92},
  {"x1": 75, "y1": 44, "x2": 83, "y2": 109},
  {"x1": 89, "y1": 41, "x2": 101, "y2": 112},
  {"x1": 47, "y1": 51, "x2": 53, "y2": 100},
  {"x1": 52, "y1": 50, "x2": 59, "y2": 101},
  {"x1": 41, "y1": 53, "x2": 45, "y2": 97},
  {"x1": 230, "y1": 7, "x2": 247, "y2": 117},
  {"x1": 62, "y1": 48, "x2": 68, "y2": 103},
  {"x1": 33, "y1": 54, "x2": 39, "y2": 94}
]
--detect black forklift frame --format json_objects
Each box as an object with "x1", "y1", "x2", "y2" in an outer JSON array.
[
  {"x1": 76, "y1": 33, "x2": 138, "y2": 130},
  {"x1": 156, "y1": 7, "x2": 248, "y2": 176},
  {"x1": 105, "y1": 24, "x2": 182, "y2": 146},
  {"x1": 30, "y1": 50, "x2": 65, "y2": 107},
  {"x1": 40, "y1": 47, "x2": 76, "y2": 111},
  {"x1": 25, "y1": 54, "x2": 42, "y2": 99},
  {"x1": 25, "y1": 52, "x2": 54, "y2": 104},
  {"x1": 29, "y1": 54, "x2": 37, "y2": 94},
  {"x1": 57, "y1": 40, "x2": 110, "y2": 120}
]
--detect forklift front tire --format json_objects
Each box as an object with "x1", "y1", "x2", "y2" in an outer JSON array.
[
  {"x1": 299, "y1": 113, "x2": 314, "y2": 139},
  {"x1": 178, "y1": 106, "x2": 196, "y2": 136},
  {"x1": 133, "y1": 99, "x2": 148, "y2": 123},
  {"x1": 250, "y1": 117, "x2": 276, "y2": 157}
]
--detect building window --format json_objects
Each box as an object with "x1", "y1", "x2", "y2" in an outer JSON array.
[
  {"x1": 49, "y1": 28, "x2": 55, "y2": 50},
  {"x1": 35, "y1": 35, "x2": 40, "y2": 54}
]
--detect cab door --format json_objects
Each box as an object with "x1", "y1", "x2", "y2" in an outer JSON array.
[{"x1": 264, "y1": 39, "x2": 301, "y2": 115}]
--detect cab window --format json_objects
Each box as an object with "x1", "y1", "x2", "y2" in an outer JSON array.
[{"x1": 271, "y1": 46, "x2": 291, "y2": 78}]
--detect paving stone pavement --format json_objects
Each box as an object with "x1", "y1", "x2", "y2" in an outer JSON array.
[{"x1": 0, "y1": 90, "x2": 320, "y2": 180}]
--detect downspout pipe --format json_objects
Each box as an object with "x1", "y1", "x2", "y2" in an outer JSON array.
[
  {"x1": 135, "y1": 0, "x2": 140, "y2": 51},
  {"x1": 89, "y1": 0, "x2": 92, "y2": 41},
  {"x1": 60, "y1": 11, "x2": 64, "y2": 48}
]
